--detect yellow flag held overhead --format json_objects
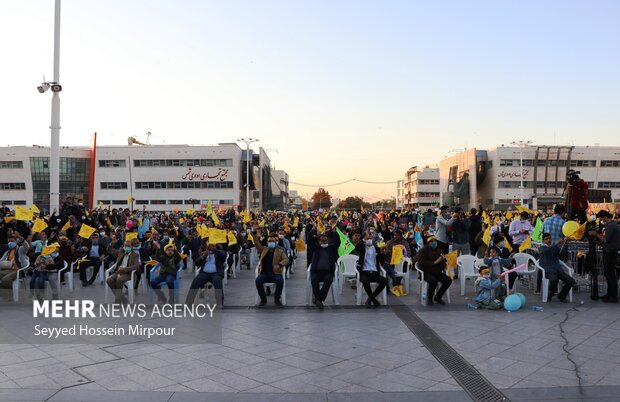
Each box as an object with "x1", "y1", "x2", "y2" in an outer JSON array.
[
  {"x1": 293, "y1": 217, "x2": 299, "y2": 227},
  {"x1": 570, "y1": 221, "x2": 587, "y2": 241},
  {"x1": 31, "y1": 204, "x2": 40, "y2": 214},
  {"x1": 4, "y1": 217, "x2": 15, "y2": 223},
  {"x1": 247, "y1": 233, "x2": 254, "y2": 243},
  {"x1": 503, "y1": 241, "x2": 513, "y2": 253},
  {"x1": 482, "y1": 210, "x2": 489, "y2": 224},
  {"x1": 227, "y1": 231, "x2": 237, "y2": 246},
  {"x1": 32, "y1": 218, "x2": 48, "y2": 233},
  {"x1": 15, "y1": 206, "x2": 34, "y2": 221},
  {"x1": 199, "y1": 224, "x2": 209, "y2": 239},
  {"x1": 206, "y1": 200, "x2": 213, "y2": 216},
  {"x1": 493, "y1": 216, "x2": 500, "y2": 225},
  {"x1": 482, "y1": 226, "x2": 491, "y2": 246},
  {"x1": 187, "y1": 208, "x2": 195, "y2": 216},
  {"x1": 61, "y1": 220, "x2": 71, "y2": 231},
  {"x1": 390, "y1": 245, "x2": 404, "y2": 265},
  {"x1": 242, "y1": 211, "x2": 251, "y2": 223},
  {"x1": 259, "y1": 219, "x2": 265, "y2": 228},
  {"x1": 209, "y1": 228, "x2": 228, "y2": 244},
  {"x1": 125, "y1": 232, "x2": 138, "y2": 241},
  {"x1": 78, "y1": 224, "x2": 97, "y2": 239},
  {"x1": 316, "y1": 219, "x2": 325, "y2": 234},
  {"x1": 505, "y1": 210, "x2": 513, "y2": 221},
  {"x1": 41, "y1": 243, "x2": 59, "y2": 257},
  {"x1": 211, "y1": 211, "x2": 220, "y2": 226},
  {"x1": 516, "y1": 205, "x2": 533, "y2": 214},
  {"x1": 518, "y1": 236, "x2": 532, "y2": 253}
]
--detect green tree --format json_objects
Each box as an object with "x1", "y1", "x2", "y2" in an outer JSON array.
[
  {"x1": 338, "y1": 196, "x2": 371, "y2": 210},
  {"x1": 311, "y1": 188, "x2": 332, "y2": 209}
]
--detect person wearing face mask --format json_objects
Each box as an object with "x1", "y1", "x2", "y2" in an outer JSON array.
[
  {"x1": 414, "y1": 236, "x2": 452, "y2": 305},
  {"x1": 277, "y1": 229, "x2": 293, "y2": 276},
  {"x1": 185, "y1": 242, "x2": 228, "y2": 308},
  {"x1": 254, "y1": 231, "x2": 289, "y2": 307},
  {"x1": 30, "y1": 243, "x2": 63, "y2": 301},
  {"x1": 589, "y1": 210, "x2": 620, "y2": 303},
  {"x1": 472, "y1": 266, "x2": 503, "y2": 310},
  {"x1": 355, "y1": 232, "x2": 387, "y2": 308},
  {"x1": 309, "y1": 234, "x2": 338, "y2": 309},
  {"x1": 106, "y1": 236, "x2": 141, "y2": 303},
  {"x1": 0, "y1": 233, "x2": 31, "y2": 292},
  {"x1": 508, "y1": 212, "x2": 534, "y2": 249}
]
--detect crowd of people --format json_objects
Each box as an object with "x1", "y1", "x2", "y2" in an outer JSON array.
[{"x1": 1, "y1": 195, "x2": 619, "y2": 310}]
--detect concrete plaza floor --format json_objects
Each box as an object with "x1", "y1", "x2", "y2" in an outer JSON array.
[{"x1": 1, "y1": 251, "x2": 620, "y2": 401}]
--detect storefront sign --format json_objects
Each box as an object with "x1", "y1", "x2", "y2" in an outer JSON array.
[
  {"x1": 181, "y1": 167, "x2": 229, "y2": 182},
  {"x1": 497, "y1": 169, "x2": 530, "y2": 180}
]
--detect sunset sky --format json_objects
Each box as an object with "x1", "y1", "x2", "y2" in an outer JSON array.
[{"x1": 2, "y1": 0, "x2": 619, "y2": 202}]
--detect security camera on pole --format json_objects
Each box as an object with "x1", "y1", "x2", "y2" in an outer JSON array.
[{"x1": 37, "y1": 0, "x2": 62, "y2": 213}]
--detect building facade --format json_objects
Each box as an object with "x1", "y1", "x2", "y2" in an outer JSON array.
[
  {"x1": 396, "y1": 179, "x2": 405, "y2": 209},
  {"x1": 403, "y1": 166, "x2": 440, "y2": 209},
  {"x1": 0, "y1": 143, "x2": 285, "y2": 213},
  {"x1": 439, "y1": 145, "x2": 620, "y2": 211}
]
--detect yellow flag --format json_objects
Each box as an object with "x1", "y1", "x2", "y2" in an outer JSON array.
[
  {"x1": 445, "y1": 250, "x2": 458, "y2": 268},
  {"x1": 259, "y1": 219, "x2": 265, "y2": 228},
  {"x1": 31, "y1": 204, "x2": 40, "y2": 214},
  {"x1": 227, "y1": 231, "x2": 237, "y2": 246},
  {"x1": 295, "y1": 238, "x2": 306, "y2": 252},
  {"x1": 107, "y1": 218, "x2": 113, "y2": 229},
  {"x1": 199, "y1": 224, "x2": 209, "y2": 239},
  {"x1": 570, "y1": 221, "x2": 587, "y2": 241},
  {"x1": 482, "y1": 226, "x2": 491, "y2": 246},
  {"x1": 78, "y1": 224, "x2": 97, "y2": 239},
  {"x1": 32, "y1": 218, "x2": 48, "y2": 233},
  {"x1": 493, "y1": 216, "x2": 500, "y2": 225},
  {"x1": 242, "y1": 211, "x2": 251, "y2": 223},
  {"x1": 41, "y1": 243, "x2": 59, "y2": 257},
  {"x1": 317, "y1": 219, "x2": 325, "y2": 234},
  {"x1": 4, "y1": 217, "x2": 15, "y2": 223},
  {"x1": 125, "y1": 232, "x2": 138, "y2": 241},
  {"x1": 360, "y1": 206, "x2": 365, "y2": 214},
  {"x1": 518, "y1": 236, "x2": 532, "y2": 253},
  {"x1": 209, "y1": 228, "x2": 228, "y2": 244},
  {"x1": 61, "y1": 220, "x2": 71, "y2": 231},
  {"x1": 390, "y1": 245, "x2": 404, "y2": 265},
  {"x1": 15, "y1": 206, "x2": 34, "y2": 221},
  {"x1": 247, "y1": 233, "x2": 254, "y2": 243},
  {"x1": 505, "y1": 210, "x2": 513, "y2": 221},
  {"x1": 211, "y1": 211, "x2": 220, "y2": 226},
  {"x1": 98, "y1": 201, "x2": 103, "y2": 206},
  {"x1": 503, "y1": 241, "x2": 513, "y2": 253},
  {"x1": 516, "y1": 205, "x2": 533, "y2": 214},
  {"x1": 482, "y1": 210, "x2": 489, "y2": 224},
  {"x1": 187, "y1": 208, "x2": 195, "y2": 215},
  {"x1": 293, "y1": 217, "x2": 299, "y2": 227}
]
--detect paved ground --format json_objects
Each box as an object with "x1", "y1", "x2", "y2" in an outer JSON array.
[{"x1": 1, "y1": 251, "x2": 620, "y2": 401}]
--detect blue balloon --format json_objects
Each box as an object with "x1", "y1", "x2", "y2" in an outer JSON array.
[
  {"x1": 504, "y1": 294, "x2": 521, "y2": 312},
  {"x1": 514, "y1": 292, "x2": 526, "y2": 308}
]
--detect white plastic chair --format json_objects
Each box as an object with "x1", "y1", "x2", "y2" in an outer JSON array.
[
  {"x1": 536, "y1": 259, "x2": 574, "y2": 303},
  {"x1": 457, "y1": 255, "x2": 480, "y2": 296},
  {"x1": 45, "y1": 260, "x2": 69, "y2": 298},
  {"x1": 104, "y1": 263, "x2": 137, "y2": 303},
  {"x1": 77, "y1": 259, "x2": 105, "y2": 285},
  {"x1": 11, "y1": 257, "x2": 30, "y2": 302},
  {"x1": 355, "y1": 266, "x2": 388, "y2": 306},
  {"x1": 393, "y1": 257, "x2": 412, "y2": 294},
  {"x1": 255, "y1": 264, "x2": 286, "y2": 305},
  {"x1": 196, "y1": 263, "x2": 229, "y2": 299},
  {"x1": 512, "y1": 252, "x2": 538, "y2": 291},
  {"x1": 149, "y1": 262, "x2": 183, "y2": 303},
  {"x1": 305, "y1": 264, "x2": 340, "y2": 306},
  {"x1": 337, "y1": 255, "x2": 359, "y2": 294},
  {"x1": 414, "y1": 262, "x2": 451, "y2": 306}
]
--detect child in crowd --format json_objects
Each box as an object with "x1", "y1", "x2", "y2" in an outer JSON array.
[{"x1": 473, "y1": 265, "x2": 504, "y2": 310}]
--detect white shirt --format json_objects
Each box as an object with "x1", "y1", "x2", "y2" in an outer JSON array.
[{"x1": 363, "y1": 246, "x2": 378, "y2": 272}]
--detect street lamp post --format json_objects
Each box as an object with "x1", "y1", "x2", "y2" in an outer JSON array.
[
  {"x1": 510, "y1": 140, "x2": 533, "y2": 207},
  {"x1": 237, "y1": 138, "x2": 259, "y2": 212},
  {"x1": 37, "y1": 0, "x2": 62, "y2": 213}
]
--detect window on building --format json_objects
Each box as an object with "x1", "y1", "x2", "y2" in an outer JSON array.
[
  {"x1": 135, "y1": 181, "x2": 234, "y2": 189},
  {"x1": 100, "y1": 182, "x2": 128, "y2": 190},
  {"x1": 598, "y1": 182, "x2": 620, "y2": 189},
  {"x1": 219, "y1": 199, "x2": 234, "y2": 204},
  {"x1": 13, "y1": 200, "x2": 27, "y2": 205},
  {"x1": 133, "y1": 159, "x2": 233, "y2": 167},
  {"x1": 135, "y1": 200, "x2": 149, "y2": 205},
  {"x1": 0, "y1": 161, "x2": 23, "y2": 169},
  {"x1": 111, "y1": 200, "x2": 127, "y2": 205},
  {"x1": 168, "y1": 200, "x2": 183, "y2": 204},
  {"x1": 97, "y1": 200, "x2": 111, "y2": 205},
  {"x1": 150, "y1": 200, "x2": 167, "y2": 205},
  {"x1": 0, "y1": 183, "x2": 26, "y2": 190},
  {"x1": 498, "y1": 181, "x2": 533, "y2": 189},
  {"x1": 570, "y1": 160, "x2": 596, "y2": 167},
  {"x1": 601, "y1": 160, "x2": 620, "y2": 167},
  {"x1": 98, "y1": 160, "x2": 126, "y2": 168}
]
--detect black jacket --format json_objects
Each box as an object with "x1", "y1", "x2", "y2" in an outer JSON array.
[
  {"x1": 194, "y1": 248, "x2": 228, "y2": 277},
  {"x1": 310, "y1": 245, "x2": 338, "y2": 273},
  {"x1": 354, "y1": 242, "x2": 384, "y2": 274}
]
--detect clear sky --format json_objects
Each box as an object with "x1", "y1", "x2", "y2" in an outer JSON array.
[{"x1": 2, "y1": 0, "x2": 619, "y2": 202}]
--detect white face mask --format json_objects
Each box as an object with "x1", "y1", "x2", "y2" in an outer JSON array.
[
  {"x1": 320, "y1": 244, "x2": 329, "y2": 248},
  {"x1": 365, "y1": 239, "x2": 373, "y2": 247}
]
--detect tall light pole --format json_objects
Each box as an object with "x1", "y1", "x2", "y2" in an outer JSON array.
[
  {"x1": 237, "y1": 138, "x2": 259, "y2": 212},
  {"x1": 510, "y1": 140, "x2": 532, "y2": 207},
  {"x1": 37, "y1": 0, "x2": 62, "y2": 213}
]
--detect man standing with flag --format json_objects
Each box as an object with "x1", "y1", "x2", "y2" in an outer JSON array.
[{"x1": 509, "y1": 211, "x2": 534, "y2": 250}]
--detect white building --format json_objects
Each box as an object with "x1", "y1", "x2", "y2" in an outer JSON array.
[
  {"x1": 270, "y1": 169, "x2": 289, "y2": 210},
  {"x1": 0, "y1": 143, "x2": 285, "y2": 213},
  {"x1": 403, "y1": 166, "x2": 440, "y2": 209},
  {"x1": 439, "y1": 145, "x2": 620, "y2": 210},
  {"x1": 288, "y1": 190, "x2": 302, "y2": 209},
  {"x1": 396, "y1": 179, "x2": 405, "y2": 209}
]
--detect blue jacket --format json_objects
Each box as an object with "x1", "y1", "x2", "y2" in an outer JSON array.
[
  {"x1": 539, "y1": 244, "x2": 562, "y2": 274},
  {"x1": 473, "y1": 277, "x2": 502, "y2": 305}
]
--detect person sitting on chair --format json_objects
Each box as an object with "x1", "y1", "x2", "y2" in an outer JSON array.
[
  {"x1": 355, "y1": 231, "x2": 387, "y2": 308},
  {"x1": 539, "y1": 233, "x2": 575, "y2": 302},
  {"x1": 254, "y1": 230, "x2": 289, "y2": 307},
  {"x1": 185, "y1": 242, "x2": 228, "y2": 308},
  {"x1": 106, "y1": 235, "x2": 141, "y2": 304},
  {"x1": 309, "y1": 234, "x2": 337, "y2": 310},
  {"x1": 151, "y1": 241, "x2": 182, "y2": 304},
  {"x1": 414, "y1": 236, "x2": 452, "y2": 305}
]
